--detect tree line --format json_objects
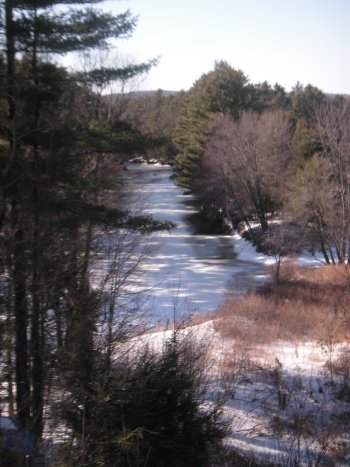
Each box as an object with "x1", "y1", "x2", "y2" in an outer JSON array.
[{"x1": 124, "y1": 61, "x2": 350, "y2": 265}]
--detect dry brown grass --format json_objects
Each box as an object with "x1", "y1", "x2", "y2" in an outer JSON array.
[{"x1": 215, "y1": 265, "x2": 350, "y2": 344}]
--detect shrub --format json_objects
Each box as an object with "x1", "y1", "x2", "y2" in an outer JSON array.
[
  {"x1": 58, "y1": 331, "x2": 229, "y2": 466},
  {"x1": 216, "y1": 266, "x2": 350, "y2": 344}
]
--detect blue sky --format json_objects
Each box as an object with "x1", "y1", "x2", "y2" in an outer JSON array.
[{"x1": 103, "y1": 0, "x2": 350, "y2": 94}]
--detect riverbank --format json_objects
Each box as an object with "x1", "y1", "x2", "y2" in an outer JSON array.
[
  {"x1": 120, "y1": 163, "x2": 273, "y2": 321},
  {"x1": 142, "y1": 264, "x2": 350, "y2": 466},
  {"x1": 119, "y1": 162, "x2": 329, "y2": 324}
]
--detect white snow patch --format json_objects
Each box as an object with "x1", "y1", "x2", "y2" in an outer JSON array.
[{"x1": 140, "y1": 321, "x2": 350, "y2": 466}]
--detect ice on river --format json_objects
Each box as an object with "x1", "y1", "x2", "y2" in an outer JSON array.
[{"x1": 120, "y1": 163, "x2": 273, "y2": 323}]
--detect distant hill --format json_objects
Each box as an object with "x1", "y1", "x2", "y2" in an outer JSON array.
[
  {"x1": 125, "y1": 90, "x2": 179, "y2": 97},
  {"x1": 104, "y1": 90, "x2": 179, "y2": 100}
]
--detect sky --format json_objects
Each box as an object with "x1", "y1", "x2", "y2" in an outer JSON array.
[{"x1": 99, "y1": 0, "x2": 350, "y2": 95}]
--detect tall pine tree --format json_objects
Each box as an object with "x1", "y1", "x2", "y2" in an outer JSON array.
[
  {"x1": 173, "y1": 62, "x2": 250, "y2": 188},
  {"x1": 0, "y1": 0, "x2": 155, "y2": 450}
]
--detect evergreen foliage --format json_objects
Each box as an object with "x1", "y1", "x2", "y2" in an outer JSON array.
[
  {"x1": 0, "y1": 0, "x2": 159, "y2": 455},
  {"x1": 58, "y1": 331, "x2": 228, "y2": 466},
  {"x1": 173, "y1": 61, "x2": 284, "y2": 188},
  {"x1": 290, "y1": 83, "x2": 326, "y2": 121}
]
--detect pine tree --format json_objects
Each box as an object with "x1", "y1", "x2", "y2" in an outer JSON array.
[
  {"x1": 173, "y1": 62, "x2": 250, "y2": 188},
  {"x1": 58, "y1": 331, "x2": 228, "y2": 466},
  {"x1": 0, "y1": 0, "x2": 155, "y2": 450}
]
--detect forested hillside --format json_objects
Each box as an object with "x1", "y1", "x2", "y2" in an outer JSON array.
[
  {"x1": 121, "y1": 61, "x2": 350, "y2": 265},
  {"x1": 1, "y1": 1, "x2": 350, "y2": 465}
]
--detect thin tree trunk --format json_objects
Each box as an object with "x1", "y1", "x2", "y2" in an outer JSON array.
[
  {"x1": 4, "y1": 282, "x2": 15, "y2": 416},
  {"x1": 31, "y1": 8, "x2": 46, "y2": 445},
  {"x1": 1, "y1": 0, "x2": 16, "y2": 232},
  {"x1": 31, "y1": 214, "x2": 44, "y2": 444},
  {"x1": 12, "y1": 209, "x2": 31, "y2": 428},
  {"x1": 5, "y1": 0, "x2": 15, "y2": 125},
  {"x1": 328, "y1": 244, "x2": 336, "y2": 265},
  {"x1": 319, "y1": 240, "x2": 330, "y2": 264}
]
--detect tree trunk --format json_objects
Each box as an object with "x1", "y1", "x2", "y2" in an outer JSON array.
[
  {"x1": 31, "y1": 213, "x2": 44, "y2": 444},
  {"x1": 5, "y1": 0, "x2": 15, "y2": 125},
  {"x1": 12, "y1": 210, "x2": 31, "y2": 428}
]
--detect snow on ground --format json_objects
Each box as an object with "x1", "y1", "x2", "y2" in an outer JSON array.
[
  {"x1": 232, "y1": 222, "x2": 327, "y2": 270},
  {"x1": 221, "y1": 339, "x2": 350, "y2": 465},
  {"x1": 296, "y1": 249, "x2": 329, "y2": 268},
  {"x1": 92, "y1": 164, "x2": 350, "y2": 463},
  {"x1": 231, "y1": 232, "x2": 275, "y2": 266},
  {"x1": 0, "y1": 416, "x2": 17, "y2": 430},
  {"x1": 140, "y1": 321, "x2": 350, "y2": 466}
]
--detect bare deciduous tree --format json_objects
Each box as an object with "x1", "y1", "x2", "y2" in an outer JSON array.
[
  {"x1": 314, "y1": 98, "x2": 350, "y2": 263},
  {"x1": 290, "y1": 98, "x2": 350, "y2": 264},
  {"x1": 199, "y1": 110, "x2": 292, "y2": 234}
]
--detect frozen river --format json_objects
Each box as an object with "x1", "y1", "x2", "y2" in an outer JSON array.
[{"x1": 119, "y1": 163, "x2": 271, "y2": 323}]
